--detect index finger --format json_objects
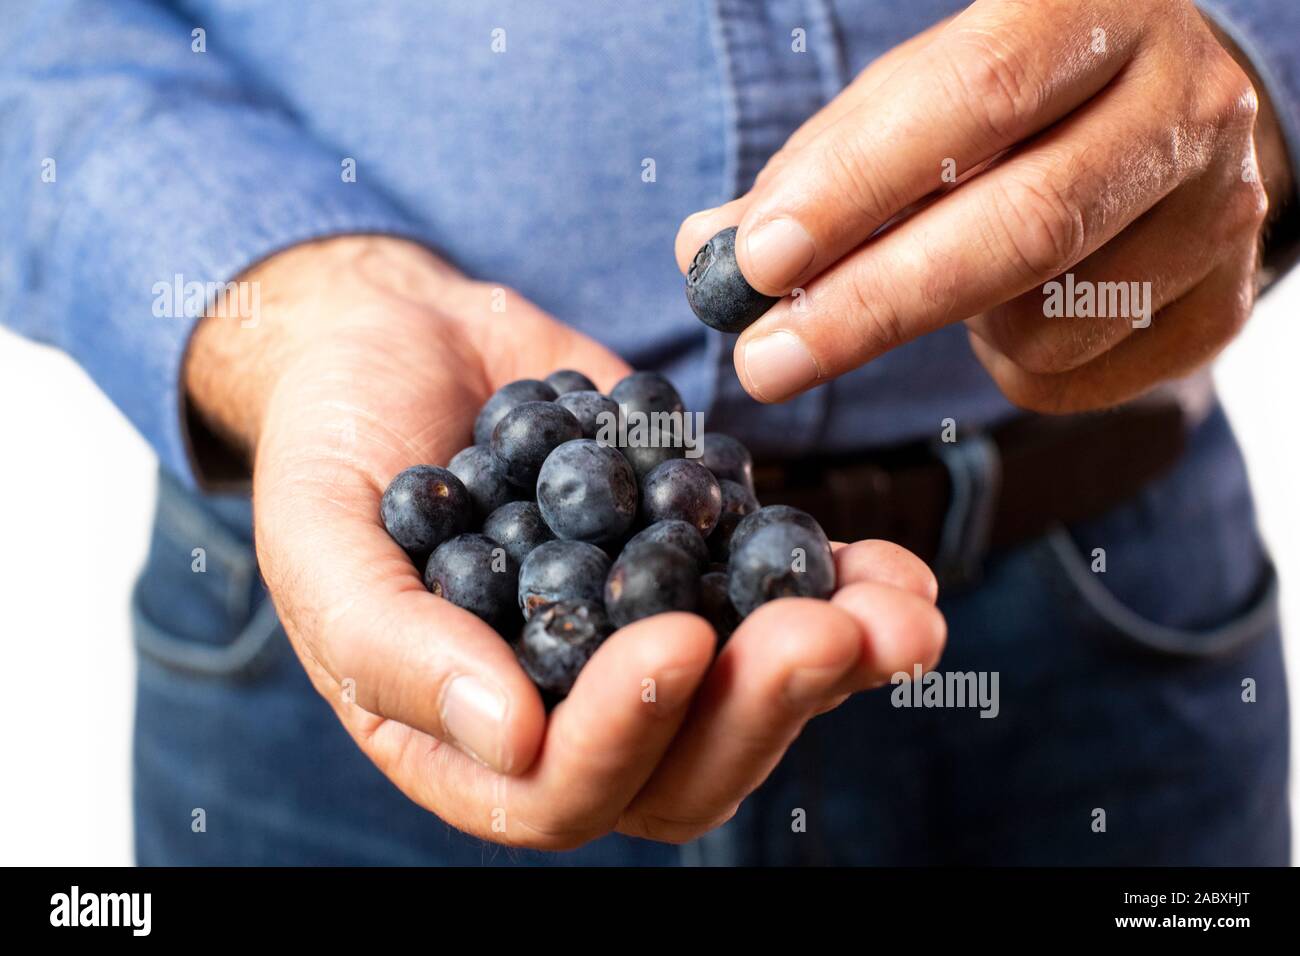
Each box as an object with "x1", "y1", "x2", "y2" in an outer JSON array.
[
  {"x1": 730, "y1": 0, "x2": 1142, "y2": 295},
  {"x1": 673, "y1": 14, "x2": 954, "y2": 273}
]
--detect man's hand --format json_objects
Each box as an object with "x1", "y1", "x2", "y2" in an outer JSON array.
[
  {"x1": 184, "y1": 235, "x2": 946, "y2": 848},
  {"x1": 677, "y1": 0, "x2": 1295, "y2": 412}
]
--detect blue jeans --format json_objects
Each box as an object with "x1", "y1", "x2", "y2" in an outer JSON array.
[{"x1": 132, "y1": 405, "x2": 1289, "y2": 865}]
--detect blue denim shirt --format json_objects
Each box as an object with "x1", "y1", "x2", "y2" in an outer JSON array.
[{"x1": 3, "y1": 0, "x2": 1297, "y2": 485}]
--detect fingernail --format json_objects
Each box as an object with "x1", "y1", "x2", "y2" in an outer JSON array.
[
  {"x1": 440, "y1": 675, "x2": 509, "y2": 771},
  {"x1": 742, "y1": 331, "x2": 819, "y2": 401},
  {"x1": 744, "y1": 217, "x2": 815, "y2": 291}
]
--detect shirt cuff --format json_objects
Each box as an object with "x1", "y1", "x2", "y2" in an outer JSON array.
[{"x1": 49, "y1": 103, "x2": 428, "y2": 490}]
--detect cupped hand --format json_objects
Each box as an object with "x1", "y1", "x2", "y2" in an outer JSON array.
[
  {"x1": 185, "y1": 235, "x2": 946, "y2": 848},
  {"x1": 678, "y1": 0, "x2": 1293, "y2": 412}
]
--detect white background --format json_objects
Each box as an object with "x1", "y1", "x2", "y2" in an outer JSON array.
[{"x1": 0, "y1": 277, "x2": 1296, "y2": 866}]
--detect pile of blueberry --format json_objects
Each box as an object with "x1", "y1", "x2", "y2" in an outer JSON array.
[{"x1": 380, "y1": 369, "x2": 835, "y2": 700}]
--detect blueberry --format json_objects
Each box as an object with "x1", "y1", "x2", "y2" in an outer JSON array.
[
  {"x1": 641, "y1": 458, "x2": 722, "y2": 536},
  {"x1": 555, "y1": 390, "x2": 621, "y2": 441},
  {"x1": 473, "y1": 379, "x2": 558, "y2": 446},
  {"x1": 545, "y1": 369, "x2": 598, "y2": 395},
  {"x1": 482, "y1": 500, "x2": 554, "y2": 565},
  {"x1": 701, "y1": 432, "x2": 755, "y2": 494},
  {"x1": 727, "y1": 518, "x2": 835, "y2": 617},
  {"x1": 699, "y1": 571, "x2": 741, "y2": 644},
  {"x1": 537, "y1": 439, "x2": 639, "y2": 543},
  {"x1": 685, "y1": 226, "x2": 780, "y2": 334},
  {"x1": 619, "y1": 426, "x2": 686, "y2": 479},
  {"x1": 727, "y1": 504, "x2": 827, "y2": 561},
  {"x1": 448, "y1": 445, "x2": 518, "y2": 520},
  {"x1": 490, "y1": 401, "x2": 583, "y2": 489},
  {"x1": 424, "y1": 533, "x2": 519, "y2": 635},
  {"x1": 518, "y1": 539, "x2": 611, "y2": 619},
  {"x1": 604, "y1": 541, "x2": 700, "y2": 628},
  {"x1": 515, "y1": 601, "x2": 612, "y2": 699},
  {"x1": 709, "y1": 479, "x2": 760, "y2": 561},
  {"x1": 380, "y1": 465, "x2": 473, "y2": 560},
  {"x1": 626, "y1": 519, "x2": 709, "y2": 572},
  {"x1": 609, "y1": 370, "x2": 684, "y2": 419}
]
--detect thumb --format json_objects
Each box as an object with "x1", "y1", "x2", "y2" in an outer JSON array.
[{"x1": 255, "y1": 455, "x2": 548, "y2": 776}]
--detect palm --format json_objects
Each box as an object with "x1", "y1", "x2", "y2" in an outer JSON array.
[{"x1": 250, "y1": 275, "x2": 643, "y2": 825}]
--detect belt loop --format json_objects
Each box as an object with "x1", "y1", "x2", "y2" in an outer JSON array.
[{"x1": 930, "y1": 433, "x2": 1002, "y2": 588}]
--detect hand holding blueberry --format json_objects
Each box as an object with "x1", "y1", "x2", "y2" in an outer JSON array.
[{"x1": 678, "y1": 1, "x2": 1293, "y2": 410}]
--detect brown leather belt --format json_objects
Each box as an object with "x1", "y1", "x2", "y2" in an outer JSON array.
[{"x1": 753, "y1": 398, "x2": 1188, "y2": 585}]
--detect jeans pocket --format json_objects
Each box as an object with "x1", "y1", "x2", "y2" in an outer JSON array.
[
  {"x1": 132, "y1": 472, "x2": 282, "y2": 680},
  {"x1": 1039, "y1": 525, "x2": 1280, "y2": 659}
]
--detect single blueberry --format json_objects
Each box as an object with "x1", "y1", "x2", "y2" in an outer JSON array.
[
  {"x1": 380, "y1": 465, "x2": 473, "y2": 560},
  {"x1": 727, "y1": 504, "x2": 827, "y2": 561},
  {"x1": 518, "y1": 539, "x2": 611, "y2": 620},
  {"x1": 545, "y1": 369, "x2": 598, "y2": 395},
  {"x1": 619, "y1": 425, "x2": 686, "y2": 479},
  {"x1": 699, "y1": 570, "x2": 741, "y2": 645},
  {"x1": 727, "y1": 518, "x2": 835, "y2": 617},
  {"x1": 482, "y1": 500, "x2": 555, "y2": 566},
  {"x1": 424, "y1": 533, "x2": 520, "y2": 635},
  {"x1": 709, "y1": 479, "x2": 760, "y2": 561},
  {"x1": 604, "y1": 541, "x2": 701, "y2": 629},
  {"x1": 490, "y1": 400, "x2": 583, "y2": 489},
  {"x1": 555, "y1": 389, "x2": 621, "y2": 441},
  {"x1": 701, "y1": 432, "x2": 755, "y2": 495},
  {"x1": 609, "y1": 370, "x2": 684, "y2": 419},
  {"x1": 641, "y1": 458, "x2": 722, "y2": 536},
  {"x1": 473, "y1": 379, "x2": 558, "y2": 447},
  {"x1": 537, "y1": 439, "x2": 639, "y2": 543},
  {"x1": 515, "y1": 601, "x2": 613, "y2": 699},
  {"x1": 626, "y1": 519, "x2": 709, "y2": 572},
  {"x1": 449, "y1": 444, "x2": 519, "y2": 520},
  {"x1": 685, "y1": 226, "x2": 780, "y2": 333}
]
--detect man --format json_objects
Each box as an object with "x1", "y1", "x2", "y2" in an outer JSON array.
[{"x1": 2, "y1": 0, "x2": 1294, "y2": 864}]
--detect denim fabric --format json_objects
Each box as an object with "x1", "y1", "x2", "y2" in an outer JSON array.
[
  {"x1": 7, "y1": 1, "x2": 1298, "y2": 486},
  {"x1": 132, "y1": 404, "x2": 1288, "y2": 865}
]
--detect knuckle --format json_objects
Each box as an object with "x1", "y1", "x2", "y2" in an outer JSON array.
[
  {"x1": 981, "y1": 311, "x2": 1084, "y2": 376},
  {"x1": 1207, "y1": 176, "x2": 1269, "y2": 247},
  {"x1": 819, "y1": 138, "x2": 898, "y2": 226},
  {"x1": 988, "y1": 173, "x2": 1088, "y2": 281},
  {"x1": 511, "y1": 812, "x2": 610, "y2": 851},
  {"x1": 839, "y1": 276, "x2": 908, "y2": 360},
  {"x1": 947, "y1": 30, "x2": 1041, "y2": 143},
  {"x1": 1224, "y1": 181, "x2": 1270, "y2": 240},
  {"x1": 1241, "y1": 179, "x2": 1270, "y2": 230},
  {"x1": 619, "y1": 806, "x2": 739, "y2": 845},
  {"x1": 754, "y1": 147, "x2": 795, "y2": 187},
  {"x1": 1189, "y1": 46, "x2": 1258, "y2": 133},
  {"x1": 990, "y1": 367, "x2": 1073, "y2": 415},
  {"x1": 546, "y1": 707, "x2": 628, "y2": 772}
]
